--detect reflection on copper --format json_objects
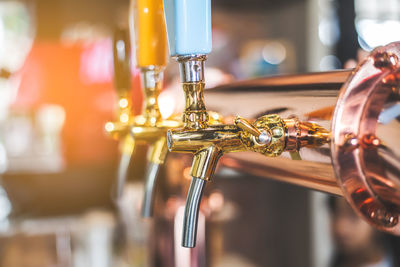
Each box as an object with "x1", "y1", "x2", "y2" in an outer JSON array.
[
  {"x1": 207, "y1": 69, "x2": 348, "y2": 197},
  {"x1": 332, "y1": 42, "x2": 400, "y2": 235},
  {"x1": 210, "y1": 69, "x2": 352, "y2": 93},
  {"x1": 221, "y1": 153, "x2": 342, "y2": 196},
  {"x1": 208, "y1": 191, "x2": 224, "y2": 212},
  {"x1": 306, "y1": 106, "x2": 335, "y2": 120},
  {"x1": 207, "y1": 42, "x2": 400, "y2": 236}
]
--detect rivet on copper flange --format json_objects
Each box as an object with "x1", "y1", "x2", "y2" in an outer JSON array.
[
  {"x1": 342, "y1": 133, "x2": 359, "y2": 151},
  {"x1": 369, "y1": 209, "x2": 399, "y2": 228},
  {"x1": 382, "y1": 70, "x2": 400, "y2": 86},
  {"x1": 361, "y1": 134, "x2": 380, "y2": 148},
  {"x1": 373, "y1": 52, "x2": 399, "y2": 70}
]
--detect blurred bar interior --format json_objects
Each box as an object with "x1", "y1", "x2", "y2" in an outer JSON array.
[{"x1": 0, "y1": 0, "x2": 399, "y2": 266}]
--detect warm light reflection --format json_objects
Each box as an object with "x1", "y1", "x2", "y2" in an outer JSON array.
[
  {"x1": 118, "y1": 98, "x2": 129, "y2": 109},
  {"x1": 131, "y1": 127, "x2": 145, "y2": 134},
  {"x1": 104, "y1": 122, "x2": 115, "y2": 132},
  {"x1": 208, "y1": 191, "x2": 224, "y2": 212},
  {"x1": 119, "y1": 113, "x2": 129, "y2": 123},
  {"x1": 183, "y1": 167, "x2": 191, "y2": 180},
  {"x1": 158, "y1": 90, "x2": 175, "y2": 119}
]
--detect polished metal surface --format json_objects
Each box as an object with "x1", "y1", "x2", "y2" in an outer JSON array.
[
  {"x1": 140, "y1": 67, "x2": 164, "y2": 92},
  {"x1": 177, "y1": 55, "x2": 207, "y2": 83},
  {"x1": 182, "y1": 177, "x2": 206, "y2": 248},
  {"x1": 114, "y1": 150, "x2": 133, "y2": 199},
  {"x1": 141, "y1": 162, "x2": 161, "y2": 217},
  {"x1": 171, "y1": 46, "x2": 338, "y2": 247},
  {"x1": 204, "y1": 42, "x2": 400, "y2": 236},
  {"x1": 171, "y1": 64, "x2": 333, "y2": 247},
  {"x1": 205, "y1": 70, "x2": 350, "y2": 194},
  {"x1": 331, "y1": 43, "x2": 400, "y2": 235}
]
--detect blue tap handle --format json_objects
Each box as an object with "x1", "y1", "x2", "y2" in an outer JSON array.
[{"x1": 163, "y1": 0, "x2": 211, "y2": 56}]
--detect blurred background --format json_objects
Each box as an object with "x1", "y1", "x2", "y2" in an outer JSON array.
[{"x1": 0, "y1": 0, "x2": 399, "y2": 266}]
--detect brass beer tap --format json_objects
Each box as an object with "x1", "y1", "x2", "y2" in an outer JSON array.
[
  {"x1": 106, "y1": 0, "x2": 181, "y2": 217},
  {"x1": 165, "y1": 56, "x2": 330, "y2": 247}
]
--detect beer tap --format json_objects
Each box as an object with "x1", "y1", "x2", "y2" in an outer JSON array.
[
  {"x1": 133, "y1": 0, "x2": 183, "y2": 217},
  {"x1": 105, "y1": 28, "x2": 135, "y2": 200},
  {"x1": 106, "y1": 0, "x2": 181, "y2": 217},
  {"x1": 163, "y1": 0, "x2": 331, "y2": 247}
]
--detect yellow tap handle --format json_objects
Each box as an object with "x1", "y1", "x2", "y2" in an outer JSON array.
[{"x1": 134, "y1": 0, "x2": 168, "y2": 67}]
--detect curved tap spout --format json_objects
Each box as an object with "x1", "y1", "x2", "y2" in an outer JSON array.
[
  {"x1": 141, "y1": 135, "x2": 168, "y2": 217},
  {"x1": 141, "y1": 161, "x2": 161, "y2": 217},
  {"x1": 182, "y1": 177, "x2": 206, "y2": 248}
]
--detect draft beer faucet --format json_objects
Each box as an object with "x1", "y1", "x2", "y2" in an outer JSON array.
[
  {"x1": 163, "y1": 0, "x2": 330, "y2": 247},
  {"x1": 105, "y1": 28, "x2": 136, "y2": 201},
  {"x1": 106, "y1": 0, "x2": 181, "y2": 217}
]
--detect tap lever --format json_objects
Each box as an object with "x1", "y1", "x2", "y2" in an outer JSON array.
[
  {"x1": 236, "y1": 114, "x2": 330, "y2": 156},
  {"x1": 235, "y1": 116, "x2": 271, "y2": 145},
  {"x1": 236, "y1": 114, "x2": 286, "y2": 157}
]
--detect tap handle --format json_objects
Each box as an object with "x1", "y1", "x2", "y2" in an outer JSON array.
[
  {"x1": 163, "y1": 0, "x2": 212, "y2": 56},
  {"x1": 134, "y1": 0, "x2": 168, "y2": 67},
  {"x1": 235, "y1": 116, "x2": 272, "y2": 145},
  {"x1": 235, "y1": 114, "x2": 286, "y2": 157},
  {"x1": 113, "y1": 28, "x2": 132, "y2": 96},
  {"x1": 236, "y1": 114, "x2": 330, "y2": 157}
]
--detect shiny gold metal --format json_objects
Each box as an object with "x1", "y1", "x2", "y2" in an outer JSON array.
[
  {"x1": 105, "y1": 28, "x2": 134, "y2": 140},
  {"x1": 173, "y1": 55, "x2": 332, "y2": 248},
  {"x1": 125, "y1": 68, "x2": 181, "y2": 216},
  {"x1": 105, "y1": 92, "x2": 134, "y2": 140},
  {"x1": 104, "y1": 28, "x2": 136, "y2": 200},
  {"x1": 205, "y1": 70, "x2": 351, "y2": 195},
  {"x1": 131, "y1": 66, "x2": 180, "y2": 163},
  {"x1": 235, "y1": 116, "x2": 262, "y2": 137},
  {"x1": 168, "y1": 113, "x2": 330, "y2": 182},
  {"x1": 237, "y1": 115, "x2": 286, "y2": 157},
  {"x1": 205, "y1": 42, "x2": 400, "y2": 237},
  {"x1": 182, "y1": 82, "x2": 208, "y2": 129}
]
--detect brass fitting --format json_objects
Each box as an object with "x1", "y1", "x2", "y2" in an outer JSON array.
[
  {"x1": 124, "y1": 67, "x2": 181, "y2": 217},
  {"x1": 167, "y1": 125, "x2": 246, "y2": 181},
  {"x1": 140, "y1": 67, "x2": 163, "y2": 126}
]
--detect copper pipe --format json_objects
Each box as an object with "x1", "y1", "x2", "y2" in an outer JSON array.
[
  {"x1": 205, "y1": 70, "x2": 352, "y2": 195},
  {"x1": 206, "y1": 42, "x2": 400, "y2": 236},
  {"x1": 209, "y1": 69, "x2": 352, "y2": 93}
]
